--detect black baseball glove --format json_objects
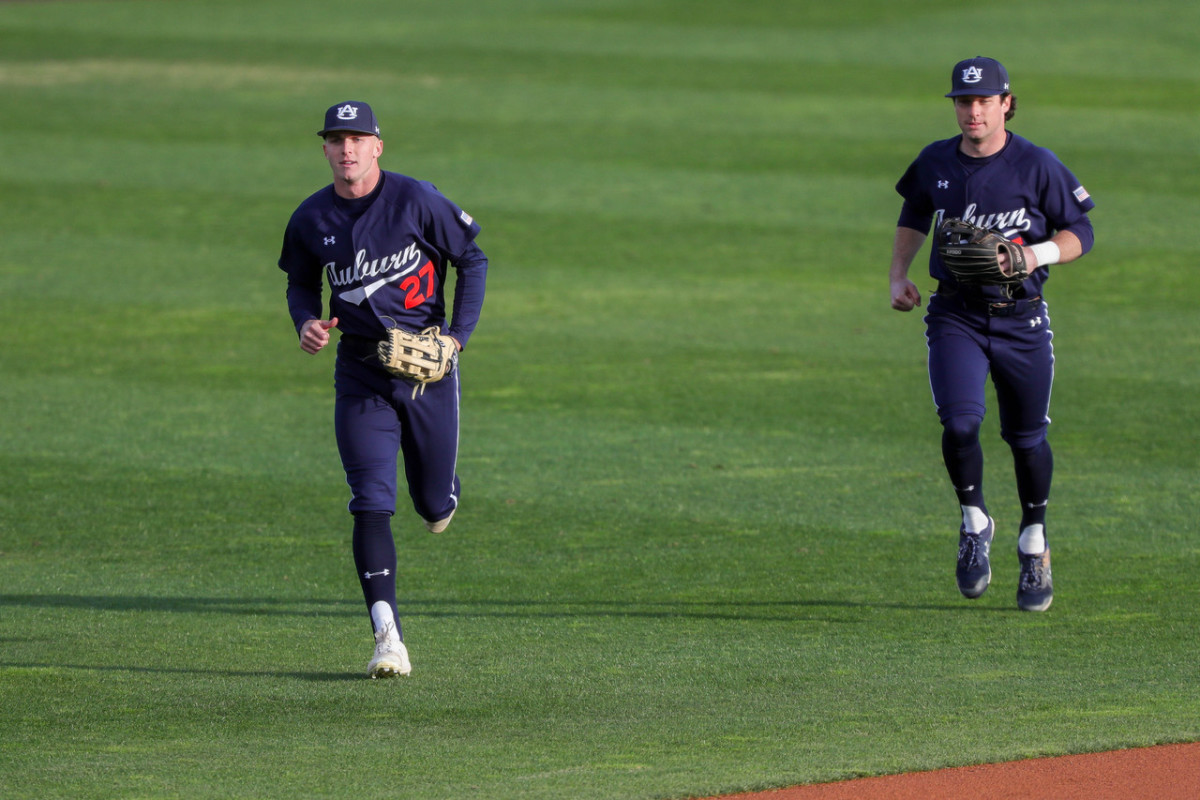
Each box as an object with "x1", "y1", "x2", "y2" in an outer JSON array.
[{"x1": 937, "y1": 218, "x2": 1029, "y2": 289}]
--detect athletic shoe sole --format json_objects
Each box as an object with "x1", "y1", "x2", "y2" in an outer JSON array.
[{"x1": 368, "y1": 644, "x2": 412, "y2": 678}]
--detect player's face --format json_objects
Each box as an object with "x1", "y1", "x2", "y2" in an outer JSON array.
[
  {"x1": 323, "y1": 133, "x2": 383, "y2": 194},
  {"x1": 954, "y1": 94, "x2": 1011, "y2": 154}
]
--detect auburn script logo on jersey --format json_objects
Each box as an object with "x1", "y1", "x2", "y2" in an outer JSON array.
[
  {"x1": 326, "y1": 243, "x2": 436, "y2": 308},
  {"x1": 938, "y1": 203, "x2": 1033, "y2": 240}
]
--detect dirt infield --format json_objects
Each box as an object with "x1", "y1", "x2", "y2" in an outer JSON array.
[{"x1": 705, "y1": 742, "x2": 1200, "y2": 800}]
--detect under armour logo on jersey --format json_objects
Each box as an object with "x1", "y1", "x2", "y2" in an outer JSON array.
[
  {"x1": 363, "y1": 569, "x2": 391, "y2": 580},
  {"x1": 336, "y1": 104, "x2": 359, "y2": 121},
  {"x1": 1029, "y1": 316, "x2": 1042, "y2": 328},
  {"x1": 324, "y1": 236, "x2": 336, "y2": 246},
  {"x1": 937, "y1": 180, "x2": 949, "y2": 189}
]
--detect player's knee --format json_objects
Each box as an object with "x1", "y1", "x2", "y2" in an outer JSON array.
[
  {"x1": 1003, "y1": 428, "x2": 1048, "y2": 451},
  {"x1": 409, "y1": 487, "x2": 458, "y2": 523},
  {"x1": 941, "y1": 414, "x2": 983, "y2": 450}
]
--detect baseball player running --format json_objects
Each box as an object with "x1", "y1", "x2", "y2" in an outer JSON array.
[
  {"x1": 278, "y1": 101, "x2": 488, "y2": 675},
  {"x1": 888, "y1": 58, "x2": 1095, "y2": 611}
]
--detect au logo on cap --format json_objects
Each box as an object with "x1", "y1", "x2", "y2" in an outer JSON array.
[
  {"x1": 946, "y1": 57, "x2": 1010, "y2": 97},
  {"x1": 318, "y1": 100, "x2": 380, "y2": 137}
]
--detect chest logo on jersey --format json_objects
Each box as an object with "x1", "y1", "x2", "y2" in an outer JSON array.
[
  {"x1": 326, "y1": 243, "x2": 429, "y2": 306},
  {"x1": 948, "y1": 203, "x2": 1032, "y2": 239}
]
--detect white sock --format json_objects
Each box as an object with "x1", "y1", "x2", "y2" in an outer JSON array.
[
  {"x1": 1019, "y1": 524, "x2": 1046, "y2": 555},
  {"x1": 961, "y1": 505, "x2": 990, "y2": 534},
  {"x1": 370, "y1": 601, "x2": 397, "y2": 639}
]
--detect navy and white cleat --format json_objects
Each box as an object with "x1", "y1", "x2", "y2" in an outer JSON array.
[
  {"x1": 1017, "y1": 547, "x2": 1054, "y2": 612},
  {"x1": 956, "y1": 517, "x2": 994, "y2": 599}
]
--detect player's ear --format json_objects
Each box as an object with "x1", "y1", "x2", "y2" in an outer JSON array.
[{"x1": 375, "y1": 137, "x2": 384, "y2": 158}]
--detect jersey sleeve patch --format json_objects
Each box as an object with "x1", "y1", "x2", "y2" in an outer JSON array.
[
  {"x1": 1073, "y1": 185, "x2": 1091, "y2": 203},
  {"x1": 459, "y1": 210, "x2": 474, "y2": 227}
]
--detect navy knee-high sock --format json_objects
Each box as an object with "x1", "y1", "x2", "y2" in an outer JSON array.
[
  {"x1": 941, "y1": 415, "x2": 986, "y2": 511},
  {"x1": 352, "y1": 511, "x2": 400, "y2": 639},
  {"x1": 1012, "y1": 439, "x2": 1053, "y2": 530}
]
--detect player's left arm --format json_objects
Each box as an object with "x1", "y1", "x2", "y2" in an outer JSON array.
[
  {"x1": 417, "y1": 183, "x2": 486, "y2": 350},
  {"x1": 447, "y1": 241, "x2": 488, "y2": 350},
  {"x1": 1013, "y1": 156, "x2": 1096, "y2": 272},
  {"x1": 1017, "y1": 214, "x2": 1094, "y2": 270},
  {"x1": 1022, "y1": 229, "x2": 1080, "y2": 270}
]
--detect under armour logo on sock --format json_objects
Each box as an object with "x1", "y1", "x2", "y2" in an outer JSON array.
[{"x1": 363, "y1": 569, "x2": 391, "y2": 579}]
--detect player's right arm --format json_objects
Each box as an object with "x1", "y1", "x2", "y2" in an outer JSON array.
[
  {"x1": 278, "y1": 206, "x2": 334, "y2": 353},
  {"x1": 890, "y1": 225, "x2": 927, "y2": 312}
]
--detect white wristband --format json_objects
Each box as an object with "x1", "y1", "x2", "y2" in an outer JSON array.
[{"x1": 1028, "y1": 241, "x2": 1060, "y2": 267}]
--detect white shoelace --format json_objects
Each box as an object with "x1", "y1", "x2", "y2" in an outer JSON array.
[{"x1": 374, "y1": 621, "x2": 400, "y2": 654}]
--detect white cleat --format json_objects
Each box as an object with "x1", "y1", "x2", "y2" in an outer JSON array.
[
  {"x1": 424, "y1": 507, "x2": 455, "y2": 534},
  {"x1": 367, "y1": 621, "x2": 411, "y2": 678}
]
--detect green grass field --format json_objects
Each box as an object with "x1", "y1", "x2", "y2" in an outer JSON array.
[{"x1": 2, "y1": 1, "x2": 1198, "y2": 798}]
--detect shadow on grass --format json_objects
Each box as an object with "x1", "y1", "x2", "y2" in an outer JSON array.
[
  {"x1": 0, "y1": 660, "x2": 357, "y2": 682},
  {"x1": 1, "y1": 593, "x2": 1014, "y2": 680},
  {"x1": 0, "y1": 592, "x2": 1009, "y2": 621}
]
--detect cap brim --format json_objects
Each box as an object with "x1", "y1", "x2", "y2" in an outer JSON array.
[
  {"x1": 945, "y1": 89, "x2": 1007, "y2": 98},
  {"x1": 317, "y1": 127, "x2": 379, "y2": 137}
]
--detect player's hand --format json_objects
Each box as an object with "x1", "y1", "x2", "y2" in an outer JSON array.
[
  {"x1": 999, "y1": 246, "x2": 1041, "y2": 274},
  {"x1": 997, "y1": 248, "x2": 1030, "y2": 275},
  {"x1": 1008, "y1": 246, "x2": 1040, "y2": 273},
  {"x1": 300, "y1": 317, "x2": 339, "y2": 354},
  {"x1": 891, "y1": 279, "x2": 922, "y2": 312}
]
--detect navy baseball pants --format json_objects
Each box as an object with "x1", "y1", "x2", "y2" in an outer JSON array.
[
  {"x1": 333, "y1": 349, "x2": 461, "y2": 521},
  {"x1": 925, "y1": 293, "x2": 1054, "y2": 524}
]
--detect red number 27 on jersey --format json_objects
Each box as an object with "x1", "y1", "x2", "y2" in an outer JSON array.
[{"x1": 401, "y1": 261, "x2": 436, "y2": 309}]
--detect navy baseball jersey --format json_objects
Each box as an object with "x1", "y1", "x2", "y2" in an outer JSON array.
[
  {"x1": 278, "y1": 170, "x2": 486, "y2": 346},
  {"x1": 896, "y1": 132, "x2": 1095, "y2": 299}
]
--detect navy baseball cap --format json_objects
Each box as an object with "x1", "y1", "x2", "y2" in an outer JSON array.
[
  {"x1": 945, "y1": 57, "x2": 1010, "y2": 97},
  {"x1": 317, "y1": 101, "x2": 381, "y2": 137}
]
